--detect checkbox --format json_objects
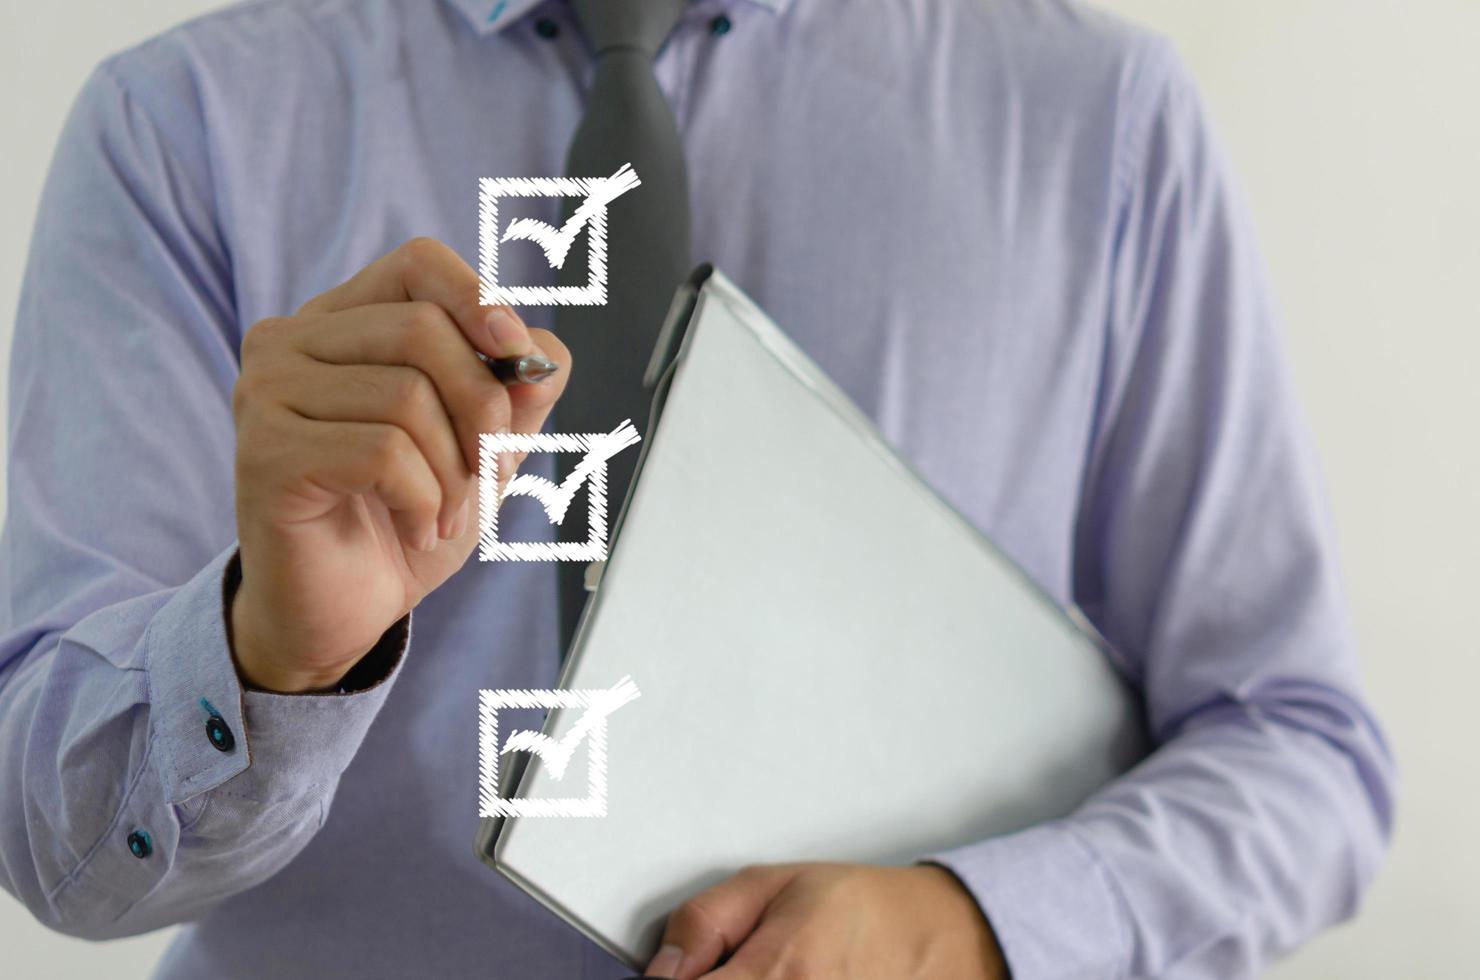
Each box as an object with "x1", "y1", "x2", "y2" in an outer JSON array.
[
  {"x1": 478, "y1": 420, "x2": 642, "y2": 563},
  {"x1": 478, "y1": 677, "x2": 641, "y2": 819},
  {"x1": 478, "y1": 164, "x2": 641, "y2": 307}
]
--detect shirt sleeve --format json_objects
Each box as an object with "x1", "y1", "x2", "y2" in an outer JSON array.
[
  {"x1": 923, "y1": 40, "x2": 1396, "y2": 979},
  {"x1": 0, "y1": 56, "x2": 410, "y2": 939}
]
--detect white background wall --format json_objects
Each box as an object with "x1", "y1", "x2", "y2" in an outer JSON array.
[{"x1": 0, "y1": 1, "x2": 1475, "y2": 976}]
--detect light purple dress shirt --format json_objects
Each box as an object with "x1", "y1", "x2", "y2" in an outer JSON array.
[{"x1": 0, "y1": 0, "x2": 1394, "y2": 977}]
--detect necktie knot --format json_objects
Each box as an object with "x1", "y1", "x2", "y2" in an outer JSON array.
[{"x1": 571, "y1": 0, "x2": 689, "y2": 58}]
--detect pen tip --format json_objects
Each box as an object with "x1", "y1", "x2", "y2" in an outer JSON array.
[{"x1": 517, "y1": 354, "x2": 560, "y2": 384}]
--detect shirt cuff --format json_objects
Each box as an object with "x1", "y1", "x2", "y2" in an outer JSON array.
[
  {"x1": 922, "y1": 820, "x2": 1133, "y2": 980},
  {"x1": 143, "y1": 545, "x2": 410, "y2": 805}
]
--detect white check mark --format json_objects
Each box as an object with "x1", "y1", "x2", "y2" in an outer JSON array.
[
  {"x1": 500, "y1": 163, "x2": 642, "y2": 270},
  {"x1": 500, "y1": 676, "x2": 641, "y2": 780},
  {"x1": 500, "y1": 419, "x2": 642, "y2": 525}
]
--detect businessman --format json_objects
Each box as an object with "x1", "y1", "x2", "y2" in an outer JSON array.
[{"x1": 0, "y1": 1, "x2": 1393, "y2": 978}]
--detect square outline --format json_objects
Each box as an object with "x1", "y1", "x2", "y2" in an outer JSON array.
[
  {"x1": 479, "y1": 176, "x2": 609, "y2": 306},
  {"x1": 478, "y1": 688, "x2": 611, "y2": 818},
  {"x1": 478, "y1": 431, "x2": 615, "y2": 562}
]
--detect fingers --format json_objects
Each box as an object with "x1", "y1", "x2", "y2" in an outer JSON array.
[
  {"x1": 298, "y1": 236, "x2": 534, "y2": 361},
  {"x1": 244, "y1": 410, "x2": 445, "y2": 552},
  {"x1": 275, "y1": 357, "x2": 470, "y2": 538},
  {"x1": 692, "y1": 916, "x2": 805, "y2": 980},
  {"x1": 294, "y1": 301, "x2": 517, "y2": 475},
  {"x1": 648, "y1": 865, "x2": 802, "y2": 980},
  {"x1": 291, "y1": 305, "x2": 570, "y2": 490},
  {"x1": 693, "y1": 949, "x2": 770, "y2": 980},
  {"x1": 238, "y1": 237, "x2": 574, "y2": 559}
]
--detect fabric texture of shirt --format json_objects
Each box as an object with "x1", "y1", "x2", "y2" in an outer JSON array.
[{"x1": 0, "y1": 0, "x2": 1394, "y2": 977}]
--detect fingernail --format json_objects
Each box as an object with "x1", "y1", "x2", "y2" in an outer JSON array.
[
  {"x1": 646, "y1": 944, "x2": 684, "y2": 978},
  {"x1": 419, "y1": 527, "x2": 440, "y2": 552},
  {"x1": 484, "y1": 306, "x2": 527, "y2": 353}
]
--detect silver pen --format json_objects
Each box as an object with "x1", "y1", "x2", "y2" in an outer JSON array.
[{"x1": 480, "y1": 352, "x2": 561, "y2": 385}]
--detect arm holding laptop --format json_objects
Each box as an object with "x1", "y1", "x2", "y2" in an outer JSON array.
[{"x1": 639, "y1": 44, "x2": 1392, "y2": 980}]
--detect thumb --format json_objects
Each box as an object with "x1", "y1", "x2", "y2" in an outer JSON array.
[{"x1": 647, "y1": 864, "x2": 803, "y2": 980}]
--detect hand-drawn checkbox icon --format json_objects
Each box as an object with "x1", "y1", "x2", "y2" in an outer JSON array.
[
  {"x1": 479, "y1": 419, "x2": 642, "y2": 562},
  {"x1": 478, "y1": 676, "x2": 642, "y2": 818},
  {"x1": 479, "y1": 163, "x2": 641, "y2": 306}
]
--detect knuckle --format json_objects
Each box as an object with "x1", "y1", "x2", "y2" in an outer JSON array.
[
  {"x1": 231, "y1": 362, "x2": 283, "y2": 417},
  {"x1": 369, "y1": 425, "x2": 413, "y2": 468},
  {"x1": 666, "y1": 902, "x2": 702, "y2": 939},
  {"x1": 402, "y1": 299, "x2": 445, "y2": 334},
  {"x1": 668, "y1": 898, "x2": 719, "y2": 942},
  {"x1": 389, "y1": 370, "x2": 438, "y2": 420},
  {"x1": 399, "y1": 235, "x2": 444, "y2": 271},
  {"x1": 240, "y1": 316, "x2": 284, "y2": 360}
]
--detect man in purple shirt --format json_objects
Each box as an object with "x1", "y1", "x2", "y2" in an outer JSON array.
[{"x1": 0, "y1": 0, "x2": 1394, "y2": 977}]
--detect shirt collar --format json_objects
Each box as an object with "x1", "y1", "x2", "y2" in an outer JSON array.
[{"x1": 447, "y1": 0, "x2": 790, "y2": 37}]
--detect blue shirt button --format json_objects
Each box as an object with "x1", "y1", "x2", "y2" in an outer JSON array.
[
  {"x1": 206, "y1": 715, "x2": 235, "y2": 753},
  {"x1": 710, "y1": 14, "x2": 732, "y2": 36},
  {"x1": 534, "y1": 17, "x2": 559, "y2": 40},
  {"x1": 127, "y1": 829, "x2": 152, "y2": 859}
]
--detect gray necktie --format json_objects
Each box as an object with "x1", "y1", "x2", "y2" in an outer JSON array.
[{"x1": 554, "y1": 0, "x2": 693, "y2": 648}]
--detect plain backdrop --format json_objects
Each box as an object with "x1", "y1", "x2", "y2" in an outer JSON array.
[{"x1": 0, "y1": 1, "x2": 1475, "y2": 977}]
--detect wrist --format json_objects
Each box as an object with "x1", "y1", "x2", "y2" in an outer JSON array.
[
  {"x1": 914, "y1": 863, "x2": 1009, "y2": 978},
  {"x1": 228, "y1": 583, "x2": 360, "y2": 694}
]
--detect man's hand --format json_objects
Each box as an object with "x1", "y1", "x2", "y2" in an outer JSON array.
[
  {"x1": 230, "y1": 237, "x2": 570, "y2": 693},
  {"x1": 644, "y1": 862, "x2": 1007, "y2": 980}
]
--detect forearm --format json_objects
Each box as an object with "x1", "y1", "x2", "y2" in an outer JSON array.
[
  {"x1": 929, "y1": 687, "x2": 1392, "y2": 979},
  {"x1": 0, "y1": 546, "x2": 408, "y2": 938}
]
